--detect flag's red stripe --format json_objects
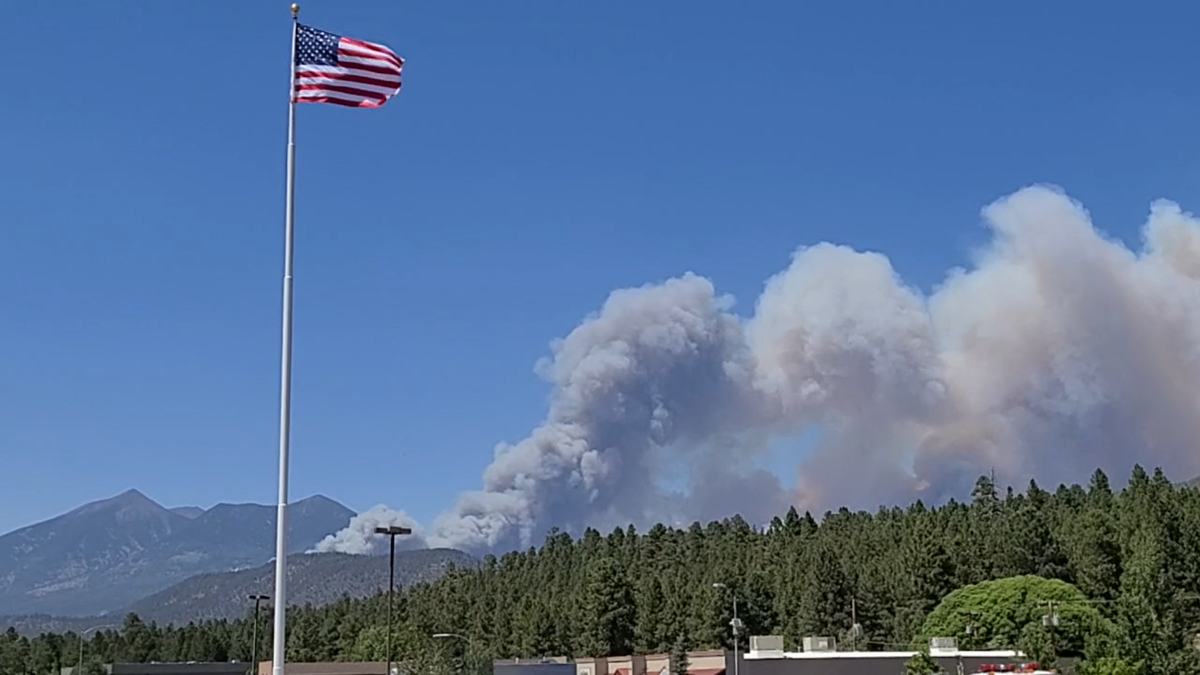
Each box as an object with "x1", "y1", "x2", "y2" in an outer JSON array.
[
  {"x1": 296, "y1": 93, "x2": 386, "y2": 107},
  {"x1": 296, "y1": 69, "x2": 399, "y2": 90},
  {"x1": 340, "y1": 37, "x2": 403, "y2": 67},
  {"x1": 296, "y1": 94, "x2": 388, "y2": 108},
  {"x1": 330, "y1": 56, "x2": 402, "y2": 78},
  {"x1": 292, "y1": 75, "x2": 396, "y2": 96},
  {"x1": 295, "y1": 82, "x2": 392, "y2": 101},
  {"x1": 339, "y1": 35, "x2": 395, "y2": 57},
  {"x1": 339, "y1": 44, "x2": 403, "y2": 69}
]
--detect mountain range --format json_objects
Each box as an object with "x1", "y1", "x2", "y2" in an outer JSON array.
[
  {"x1": 0, "y1": 489, "x2": 356, "y2": 617},
  {"x1": 0, "y1": 548, "x2": 475, "y2": 635}
]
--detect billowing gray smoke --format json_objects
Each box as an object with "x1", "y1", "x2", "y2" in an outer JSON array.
[
  {"x1": 323, "y1": 185, "x2": 1200, "y2": 556},
  {"x1": 311, "y1": 504, "x2": 427, "y2": 554}
]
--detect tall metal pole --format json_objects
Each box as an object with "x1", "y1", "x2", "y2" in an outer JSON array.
[
  {"x1": 252, "y1": 598, "x2": 260, "y2": 674},
  {"x1": 712, "y1": 583, "x2": 740, "y2": 675},
  {"x1": 375, "y1": 526, "x2": 411, "y2": 675},
  {"x1": 271, "y1": 6, "x2": 300, "y2": 675},
  {"x1": 388, "y1": 534, "x2": 395, "y2": 675},
  {"x1": 850, "y1": 597, "x2": 857, "y2": 652},
  {"x1": 731, "y1": 595, "x2": 739, "y2": 675},
  {"x1": 250, "y1": 595, "x2": 270, "y2": 675}
]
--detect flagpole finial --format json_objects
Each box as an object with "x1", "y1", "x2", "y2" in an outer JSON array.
[{"x1": 290, "y1": 3, "x2": 299, "y2": 15}]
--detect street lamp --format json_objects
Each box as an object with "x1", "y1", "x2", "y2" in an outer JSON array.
[
  {"x1": 77, "y1": 625, "x2": 111, "y2": 675},
  {"x1": 375, "y1": 525, "x2": 413, "y2": 675},
  {"x1": 712, "y1": 583, "x2": 742, "y2": 675},
  {"x1": 248, "y1": 594, "x2": 271, "y2": 675},
  {"x1": 433, "y1": 633, "x2": 473, "y2": 675}
]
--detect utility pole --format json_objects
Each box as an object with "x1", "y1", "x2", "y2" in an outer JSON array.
[{"x1": 375, "y1": 526, "x2": 413, "y2": 675}]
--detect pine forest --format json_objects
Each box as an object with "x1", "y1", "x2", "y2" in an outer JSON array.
[{"x1": 4, "y1": 465, "x2": 1200, "y2": 675}]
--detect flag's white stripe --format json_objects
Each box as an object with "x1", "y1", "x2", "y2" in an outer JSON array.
[
  {"x1": 295, "y1": 75, "x2": 399, "y2": 97},
  {"x1": 337, "y1": 54, "x2": 401, "y2": 72},
  {"x1": 296, "y1": 88, "x2": 386, "y2": 104},
  {"x1": 296, "y1": 65, "x2": 401, "y2": 86},
  {"x1": 337, "y1": 64, "x2": 401, "y2": 82}
]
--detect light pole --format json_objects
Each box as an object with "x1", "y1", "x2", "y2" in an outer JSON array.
[
  {"x1": 375, "y1": 525, "x2": 413, "y2": 675},
  {"x1": 1042, "y1": 600, "x2": 1060, "y2": 666},
  {"x1": 712, "y1": 583, "x2": 741, "y2": 675},
  {"x1": 433, "y1": 633, "x2": 473, "y2": 675},
  {"x1": 850, "y1": 597, "x2": 862, "y2": 651},
  {"x1": 77, "y1": 625, "x2": 110, "y2": 675},
  {"x1": 248, "y1": 594, "x2": 271, "y2": 675}
]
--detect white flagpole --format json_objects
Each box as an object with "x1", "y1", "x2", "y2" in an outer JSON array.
[{"x1": 270, "y1": 5, "x2": 300, "y2": 675}]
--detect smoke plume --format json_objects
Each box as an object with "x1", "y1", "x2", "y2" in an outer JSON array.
[
  {"x1": 311, "y1": 504, "x2": 426, "y2": 554},
  {"x1": 322, "y1": 185, "x2": 1200, "y2": 556}
]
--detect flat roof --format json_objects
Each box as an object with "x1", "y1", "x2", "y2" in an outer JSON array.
[{"x1": 745, "y1": 650, "x2": 1020, "y2": 660}]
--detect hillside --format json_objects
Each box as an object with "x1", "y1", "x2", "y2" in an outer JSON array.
[{"x1": 124, "y1": 549, "x2": 476, "y2": 624}]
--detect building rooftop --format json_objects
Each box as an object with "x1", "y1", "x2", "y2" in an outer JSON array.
[
  {"x1": 745, "y1": 649, "x2": 1021, "y2": 660},
  {"x1": 744, "y1": 634, "x2": 1024, "y2": 661}
]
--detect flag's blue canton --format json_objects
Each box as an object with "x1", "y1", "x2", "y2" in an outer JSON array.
[{"x1": 296, "y1": 24, "x2": 340, "y2": 67}]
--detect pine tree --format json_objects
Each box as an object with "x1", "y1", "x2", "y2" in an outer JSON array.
[
  {"x1": 669, "y1": 634, "x2": 690, "y2": 675},
  {"x1": 578, "y1": 557, "x2": 635, "y2": 657}
]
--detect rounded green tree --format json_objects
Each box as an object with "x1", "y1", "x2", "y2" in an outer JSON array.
[{"x1": 914, "y1": 575, "x2": 1114, "y2": 662}]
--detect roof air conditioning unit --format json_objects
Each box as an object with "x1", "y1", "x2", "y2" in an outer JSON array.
[
  {"x1": 802, "y1": 636, "x2": 836, "y2": 652},
  {"x1": 929, "y1": 636, "x2": 958, "y2": 654},
  {"x1": 749, "y1": 635, "x2": 784, "y2": 656}
]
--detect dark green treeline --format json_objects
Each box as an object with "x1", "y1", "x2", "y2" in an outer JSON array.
[{"x1": 4, "y1": 465, "x2": 1200, "y2": 675}]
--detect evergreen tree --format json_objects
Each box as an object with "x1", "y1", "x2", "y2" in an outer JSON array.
[
  {"x1": 796, "y1": 539, "x2": 852, "y2": 639},
  {"x1": 578, "y1": 557, "x2": 635, "y2": 657},
  {"x1": 669, "y1": 634, "x2": 689, "y2": 675}
]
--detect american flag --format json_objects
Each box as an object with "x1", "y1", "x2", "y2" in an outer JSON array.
[{"x1": 294, "y1": 24, "x2": 403, "y2": 108}]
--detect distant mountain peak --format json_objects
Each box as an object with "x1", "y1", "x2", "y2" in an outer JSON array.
[
  {"x1": 69, "y1": 489, "x2": 167, "y2": 518},
  {"x1": 293, "y1": 494, "x2": 345, "y2": 509},
  {"x1": 113, "y1": 488, "x2": 153, "y2": 503}
]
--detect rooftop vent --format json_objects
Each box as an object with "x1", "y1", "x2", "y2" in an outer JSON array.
[
  {"x1": 749, "y1": 635, "x2": 784, "y2": 657},
  {"x1": 802, "y1": 636, "x2": 836, "y2": 652},
  {"x1": 929, "y1": 637, "x2": 959, "y2": 654}
]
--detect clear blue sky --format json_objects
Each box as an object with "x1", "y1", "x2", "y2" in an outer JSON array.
[{"x1": 4, "y1": 1, "x2": 1200, "y2": 535}]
